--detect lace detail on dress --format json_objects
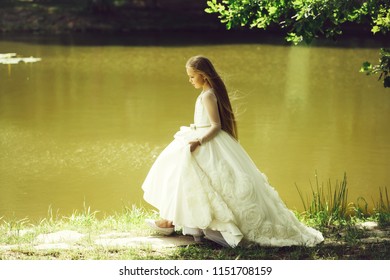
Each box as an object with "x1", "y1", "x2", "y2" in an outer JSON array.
[
  {"x1": 192, "y1": 158, "x2": 237, "y2": 225},
  {"x1": 205, "y1": 158, "x2": 322, "y2": 246}
]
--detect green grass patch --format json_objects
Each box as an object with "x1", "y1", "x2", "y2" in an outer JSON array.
[
  {"x1": 296, "y1": 173, "x2": 390, "y2": 229},
  {"x1": 295, "y1": 172, "x2": 351, "y2": 227},
  {"x1": 375, "y1": 187, "x2": 390, "y2": 227}
]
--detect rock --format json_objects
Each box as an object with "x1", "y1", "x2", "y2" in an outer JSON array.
[
  {"x1": 35, "y1": 230, "x2": 85, "y2": 244},
  {"x1": 356, "y1": 221, "x2": 378, "y2": 230},
  {"x1": 34, "y1": 243, "x2": 73, "y2": 250},
  {"x1": 95, "y1": 235, "x2": 196, "y2": 248},
  {"x1": 98, "y1": 232, "x2": 135, "y2": 239}
]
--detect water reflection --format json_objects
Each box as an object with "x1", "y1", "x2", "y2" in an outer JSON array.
[
  {"x1": 0, "y1": 35, "x2": 389, "y2": 220},
  {"x1": 0, "y1": 52, "x2": 41, "y2": 77},
  {"x1": 0, "y1": 53, "x2": 42, "y2": 64}
]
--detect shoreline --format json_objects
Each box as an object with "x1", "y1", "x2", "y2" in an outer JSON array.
[
  {"x1": 1, "y1": 206, "x2": 389, "y2": 260},
  {"x1": 1, "y1": 3, "x2": 388, "y2": 47},
  {"x1": 0, "y1": 2, "x2": 222, "y2": 35}
]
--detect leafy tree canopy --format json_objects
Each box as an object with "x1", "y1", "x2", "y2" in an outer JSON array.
[
  {"x1": 206, "y1": 0, "x2": 390, "y2": 87},
  {"x1": 206, "y1": 0, "x2": 389, "y2": 44}
]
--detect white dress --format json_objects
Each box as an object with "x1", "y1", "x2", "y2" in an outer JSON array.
[{"x1": 142, "y1": 90, "x2": 324, "y2": 247}]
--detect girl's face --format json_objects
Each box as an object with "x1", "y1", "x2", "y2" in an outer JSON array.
[{"x1": 186, "y1": 67, "x2": 205, "y2": 89}]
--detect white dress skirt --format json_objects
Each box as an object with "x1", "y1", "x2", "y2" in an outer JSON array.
[{"x1": 142, "y1": 93, "x2": 324, "y2": 247}]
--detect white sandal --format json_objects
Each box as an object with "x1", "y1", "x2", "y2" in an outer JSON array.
[
  {"x1": 183, "y1": 226, "x2": 203, "y2": 242},
  {"x1": 145, "y1": 219, "x2": 174, "y2": 236}
]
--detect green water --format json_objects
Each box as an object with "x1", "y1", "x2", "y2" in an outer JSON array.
[{"x1": 1, "y1": 34, "x2": 389, "y2": 219}]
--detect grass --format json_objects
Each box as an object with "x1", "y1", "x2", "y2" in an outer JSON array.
[
  {"x1": 295, "y1": 173, "x2": 390, "y2": 228},
  {"x1": 0, "y1": 203, "x2": 157, "y2": 246},
  {"x1": 375, "y1": 187, "x2": 390, "y2": 227},
  {"x1": 1, "y1": 174, "x2": 390, "y2": 260},
  {"x1": 295, "y1": 172, "x2": 350, "y2": 228}
]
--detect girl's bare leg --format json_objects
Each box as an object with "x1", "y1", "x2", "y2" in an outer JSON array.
[
  {"x1": 155, "y1": 219, "x2": 173, "y2": 228},
  {"x1": 145, "y1": 218, "x2": 174, "y2": 235}
]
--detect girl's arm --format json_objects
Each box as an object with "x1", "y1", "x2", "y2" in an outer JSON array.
[{"x1": 199, "y1": 90, "x2": 222, "y2": 143}]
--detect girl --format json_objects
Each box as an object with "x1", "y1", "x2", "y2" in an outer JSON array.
[{"x1": 142, "y1": 55, "x2": 324, "y2": 247}]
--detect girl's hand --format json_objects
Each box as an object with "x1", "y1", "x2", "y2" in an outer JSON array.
[{"x1": 188, "y1": 139, "x2": 201, "y2": 153}]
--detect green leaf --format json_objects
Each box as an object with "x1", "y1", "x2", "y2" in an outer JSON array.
[
  {"x1": 371, "y1": 25, "x2": 381, "y2": 34},
  {"x1": 360, "y1": 62, "x2": 373, "y2": 74},
  {"x1": 269, "y1": 6, "x2": 277, "y2": 16}
]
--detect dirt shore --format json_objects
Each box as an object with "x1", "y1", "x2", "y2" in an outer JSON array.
[{"x1": 1, "y1": 221, "x2": 389, "y2": 260}]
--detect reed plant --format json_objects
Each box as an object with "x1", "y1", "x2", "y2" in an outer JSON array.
[
  {"x1": 296, "y1": 173, "x2": 352, "y2": 227},
  {"x1": 296, "y1": 173, "x2": 390, "y2": 230},
  {"x1": 374, "y1": 186, "x2": 390, "y2": 227}
]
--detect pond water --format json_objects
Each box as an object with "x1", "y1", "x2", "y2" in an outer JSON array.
[{"x1": 1, "y1": 33, "x2": 389, "y2": 220}]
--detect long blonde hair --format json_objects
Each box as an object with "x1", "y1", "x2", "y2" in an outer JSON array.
[{"x1": 186, "y1": 55, "x2": 238, "y2": 140}]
